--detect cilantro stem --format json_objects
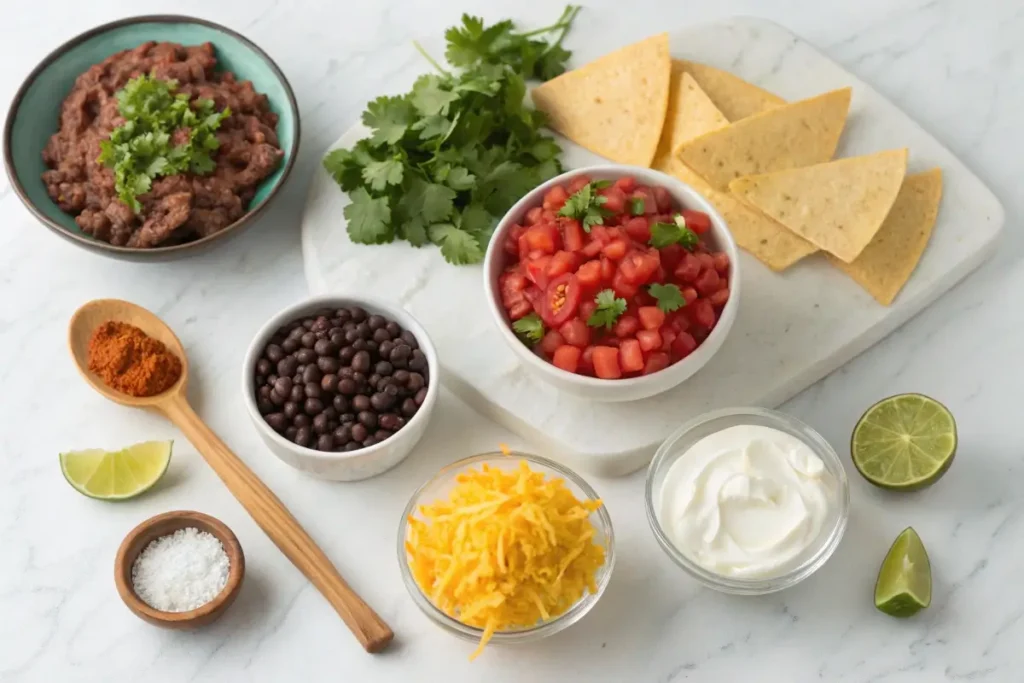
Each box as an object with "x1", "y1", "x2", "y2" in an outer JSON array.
[
  {"x1": 521, "y1": 5, "x2": 580, "y2": 38},
  {"x1": 412, "y1": 40, "x2": 451, "y2": 77}
]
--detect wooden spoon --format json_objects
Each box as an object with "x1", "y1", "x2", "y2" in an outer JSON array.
[{"x1": 68, "y1": 298, "x2": 394, "y2": 653}]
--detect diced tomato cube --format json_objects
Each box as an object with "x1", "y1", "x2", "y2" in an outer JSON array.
[
  {"x1": 637, "y1": 306, "x2": 665, "y2": 330},
  {"x1": 689, "y1": 298, "x2": 716, "y2": 328},
  {"x1": 562, "y1": 219, "x2": 585, "y2": 252},
  {"x1": 500, "y1": 270, "x2": 527, "y2": 295},
  {"x1": 619, "y1": 339, "x2": 644, "y2": 372},
  {"x1": 619, "y1": 250, "x2": 660, "y2": 285},
  {"x1": 575, "y1": 260, "x2": 602, "y2": 290},
  {"x1": 712, "y1": 251, "x2": 730, "y2": 274},
  {"x1": 524, "y1": 223, "x2": 560, "y2": 254},
  {"x1": 581, "y1": 239, "x2": 604, "y2": 258},
  {"x1": 634, "y1": 288, "x2": 656, "y2": 307},
  {"x1": 637, "y1": 329, "x2": 662, "y2": 352},
  {"x1": 600, "y1": 257, "x2": 616, "y2": 284},
  {"x1": 697, "y1": 253, "x2": 715, "y2": 271},
  {"x1": 611, "y1": 270, "x2": 639, "y2": 299},
  {"x1": 614, "y1": 314, "x2": 640, "y2": 339},
  {"x1": 579, "y1": 298, "x2": 598, "y2": 322},
  {"x1": 539, "y1": 329, "x2": 564, "y2": 356},
  {"x1": 552, "y1": 345, "x2": 582, "y2": 373},
  {"x1": 681, "y1": 287, "x2": 698, "y2": 304},
  {"x1": 592, "y1": 346, "x2": 622, "y2": 379},
  {"x1": 525, "y1": 207, "x2": 544, "y2": 225},
  {"x1": 671, "y1": 331, "x2": 698, "y2": 359},
  {"x1": 674, "y1": 253, "x2": 702, "y2": 283},
  {"x1": 508, "y1": 299, "x2": 532, "y2": 320},
  {"x1": 579, "y1": 345, "x2": 596, "y2": 375},
  {"x1": 623, "y1": 216, "x2": 651, "y2": 243},
  {"x1": 631, "y1": 188, "x2": 658, "y2": 215},
  {"x1": 709, "y1": 287, "x2": 730, "y2": 308},
  {"x1": 695, "y1": 267, "x2": 721, "y2": 296},
  {"x1": 681, "y1": 209, "x2": 712, "y2": 234},
  {"x1": 652, "y1": 186, "x2": 673, "y2": 213},
  {"x1": 667, "y1": 311, "x2": 689, "y2": 332},
  {"x1": 589, "y1": 225, "x2": 611, "y2": 244},
  {"x1": 660, "y1": 326, "x2": 677, "y2": 351},
  {"x1": 541, "y1": 209, "x2": 557, "y2": 224},
  {"x1": 643, "y1": 351, "x2": 671, "y2": 375},
  {"x1": 567, "y1": 175, "x2": 592, "y2": 194},
  {"x1": 599, "y1": 186, "x2": 627, "y2": 214},
  {"x1": 547, "y1": 250, "x2": 578, "y2": 279},
  {"x1": 525, "y1": 256, "x2": 551, "y2": 288},
  {"x1": 659, "y1": 243, "x2": 684, "y2": 272},
  {"x1": 602, "y1": 239, "x2": 629, "y2": 261},
  {"x1": 559, "y1": 317, "x2": 590, "y2": 348},
  {"x1": 543, "y1": 185, "x2": 570, "y2": 212},
  {"x1": 614, "y1": 176, "x2": 638, "y2": 193}
]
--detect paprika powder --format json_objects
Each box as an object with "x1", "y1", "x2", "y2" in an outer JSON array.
[{"x1": 87, "y1": 321, "x2": 182, "y2": 397}]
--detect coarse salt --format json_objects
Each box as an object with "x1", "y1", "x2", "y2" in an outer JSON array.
[{"x1": 131, "y1": 527, "x2": 230, "y2": 612}]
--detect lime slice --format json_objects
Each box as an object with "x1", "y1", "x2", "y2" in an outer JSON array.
[
  {"x1": 60, "y1": 441, "x2": 172, "y2": 500},
  {"x1": 875, "y1": 527, "x2": 931, "y2": 617},
  {"x1": 851, "y1": 393, "x2": 957, "y2": 491}
]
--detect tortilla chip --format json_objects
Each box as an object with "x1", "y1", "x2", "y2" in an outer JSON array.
[
  {"x1": 707, "y1": 186, "x2": 818, "y2": 271},
  {"x1": 531, "y1": 34, "x2": 670, "y2": 166},
  {"x1": 828, "y1": 169, "x2": 943, "y2": 305},
  {"x1": 676, "y1": 60, "x2": 785, "y2": 121},
  {"x1": 651, "y1": 69, "x2": 729, "y2": 170},
  {"x1": 676, "y1": 87, "x2": 852, "y2": 191},
  {"x1": 729, "y1": 148, "x2": 908, "y2": 263}
]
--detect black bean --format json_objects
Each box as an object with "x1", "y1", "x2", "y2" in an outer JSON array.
[
  {"x1": 385, "y1": 321, "x2": 401, "y2": 337},
  {"x1": 355, "y1": 322, "x2": 371, "y2": 339},
  {"x1": 257, "y1": 397, "x2": 275, "y2": 414},
  {"x1": 258, "y1": 385, "x2": 272, "y2": 399},
  {"x1": 340, "y1": 412, "x2": 356, "y2": 424},
  {"x1": 301, "y1": 318, "x2": 315, "y2": 330},
  {"x1": 270, "y1": 390, "x2": 286, "y2": 406},
  {"x1": 332, "y1": 395, "x2": 349, "y2": 413},
  {"x1": 345, "y1": 329, "x2": 360, "y2": 344},
  {"x1": 293, "y1": 413, "x2": 311, "y2": 428},
  {"x1": 277, "y1": 356, "x2": 298, "y2": 377},
  {"x1": 264, "y1": 344, "x2": 283, "y2": 363},
  {"x1": 302, "y1": 366, "x2": 322, "y2": 384},
  {"x1": 352, "y1": 338, "x2": 369, "y2": 352},
  {"x1": 378, "y1": 341, "x2": 394, "y2": 359},
  {"x1": 295, "y1": 427, "x2": 312, "y2": 447},
  {"x1": 317, "y1": 356, "x2": 339, "y2": 374},
  {"x1": 284, "y1": 402, "x2": 299, "y2": 419},
  {"x1": 292, "y1": 372, "x2": 303, "y2": 384},
  {"x1": 313, "y1": 413, "x2": 329, "y2": 435},
  {"x1": 352, "y1": 394, "x2": 371, "y2": 412},
  {"x1": 351, "y1": 350, "x2": 371, "y2": 373},
  {"x1": 375, "y1": 429, "x2": 393, "y2": 441},
  {"x1": 290, "y1": 384, "x2": 305, "y2": 403},
  {"x1": 353, "y1": 371, "x2": 368, "y2": 388},
  {"x1": 333, "y1": 425, "x2": 352, "y2": 444},
  {"x1": 379, "y1": 413, "x2": 401, "y2": 430},
  {"x1": 362, "y1": 436, "x2": 378, "y2": 447},
  {"x1": 282, "y1": 339, "x2": 299, "y2": 353},
  {"x1": 400, "y1": 330, "x2": 418, "y2": 349},
  {"x1": 285, "y1": 426, "x2": 298, "y2": 440},
  {"x1": 314, "y1": 339, "x2": 335, "y2": 356},
  {"x1": 375, "y1": 360, "x2": 393, "y2": 376},
  {"x1": 288, "y1": 326, "x2": 304, "y2": 339},
  {"x1": 304, "y1": 382, "x2": 322, "y2": 400},
  {"x1": 409, "y1": 350, "x2": 427, "y2": 371},
  {"x1": 393, "y1": 369, "x2": 410, "y2": 385},
  {"x1": 257, "y1": 358, "x2": 272, "y2": 375},
  {"x1": 408, "y1": 372, "x2": 426, "y2": 392},
  {"x1": 366, "y1": 314, "x2": 384, "y2": 330},
  {"x1": 351, "y1": 423, "x2": 368, "y2": 442},
  {"x1": 338, "y1": 366, "x2": 355, "y2": 379},
  {"x1": 371, "y1": 392, "x2": 395, "y2": 411},
  {"x1": 297, "y1": 348, "x2": 317, "y2": 364},
  {"x1": 300, "y1": 331, "x2": 316, "y2": 348},
  {"x1": 372, "y1": 328, "x2": 391, "y2": 344},
  {"x1": 316, "y1": 434, "x2": 334, "y2": 451},
  {"x1": 273, "y1": 376, "x2": 293, "y2": 397},
  {"x1": 327, "y1": 420, "x2": 340, "y2": 433},
  {"x1": 358, "y1": 411, "x2": 378, "y2": 429},
  {"x1": 321, "y1": 373, "x2": 339, "y2": 393},
  {"x1": 304, "y1": 398, "x2": 324, "y2": 415},
  {"x1": 338, "y1": 378, "x2": 357, "y2": 395},
  {"x1": 350, "y1": 306, "x2": 367, "y2": 322},
  {"x1": 414, "y1": 387, "x2": 428, "y2": 406},
  {"x1": 265, "y1": 413, "x2": 287, "y2": 432},
  {"x1": 389, "y1": 344, "x2": 411, "y2": 364},
  {"x1": 329, "y1": 332, "x2": 345, "y2": 347},
  {"x1": 339, "y1": 346, "x2": 356, "y2": 363},
  {"x1": 335, "y1": 308, "x2": 352, "y2": 322},
  {"x1": 313, "y1": 317, "x2": 331, "y2": 333},
  {"x1": 343, "y1": 441, "x2": 362, "y2": 452},
  {"x1": 267, "y1": 374, "x2": 279, "y2": 386}
]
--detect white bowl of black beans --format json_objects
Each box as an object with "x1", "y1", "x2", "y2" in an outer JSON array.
[{"x1": 243, "y1": 296, "x2": 439, "y2": 481}]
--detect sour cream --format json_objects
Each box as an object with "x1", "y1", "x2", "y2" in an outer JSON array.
[{"x1": 659, "y1": 424, "x2": 833, "y2": 579}]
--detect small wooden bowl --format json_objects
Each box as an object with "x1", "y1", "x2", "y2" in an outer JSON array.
[{"x1": 115, "y1": 510, "x2": 245, "y2": 629}]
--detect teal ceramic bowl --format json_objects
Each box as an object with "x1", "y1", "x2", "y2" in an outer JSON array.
[{"x1": 3, "y1": 15, "x2": 299, "y2": 260}]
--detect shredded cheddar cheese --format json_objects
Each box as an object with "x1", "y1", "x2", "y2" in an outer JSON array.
[{"x1": 406, "y1": 460, "x2": 606, "y2": 659}]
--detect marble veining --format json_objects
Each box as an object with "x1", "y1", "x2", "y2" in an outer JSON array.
[{"x1": 1, "y1": 0, "x2": 1022, "y2": 681}]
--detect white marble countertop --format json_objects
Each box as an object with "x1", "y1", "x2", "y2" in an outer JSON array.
[{"x1": 1, "y1": 0, "x2": 1020, "y2": 681}]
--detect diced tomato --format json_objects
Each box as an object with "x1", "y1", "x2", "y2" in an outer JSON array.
[
  {"x1": 575, "y1": 260, "x2": 602, "y2": 290},
  {"x1": 500, "y1": 270, "x2": 527, "y2": 297},
  {"x1": 599, "y1": 186, "x2": 627, "y2": 214},
  {"x1": 567, "y1": 175, "x2": 592, "y2": 194},
  {"x1": 614, "y1": 314, "x2": 640, "y2": 338},
  {"x1": 562, "y1": 219, "x2": 585, "y2": 252},
  {"x1": 619, "y1": 339, "x2": 644, "y2": 372},
  {"x1": 602, "y1": 238, "x2": 629, "y2": 261},
  {"x1": 508, "y1": 300, "x2": 533, "y2": 320},
  {"x1": 543, "y1": 185, "x2": 569, "y2": 212},
  {"x1": 660, "y1": 326, "x2": 677, "y2": 351},
  {"x1": 547, "y1": 250, "x2": 578, "y2": 279},
  {"x1": 667, "y1": 310, "x2": 689, "y2": 332},
  {"x1": 674, "y1": 253, "x2": 702, "y2": 283},
  {"x1": 552, "y1": 345, "x2": 582, "y2": 373},
  {"x1": 697, "y1": 253, "x2": 715, "y2": 271},
  {"x1": 592, "y1": 346, "x2": 622, "y2": 379},
  {"x1": 681, "y1": 287, "x2": 698, "y2": 304},
  {"x1": 539, "y1": 273, "x2": 581, "y2": 328},
  {"x1": 540, "y1": 209, "x2": 557, "y2": 224},
  {"x1": 637, "y1": 329, "x2": 662, "y2": 352},
  {"x1": 695, "y1": 267, "x2": 721, "y2": 297},
  {"x1": 637, "y1": 306, "x2": 665, "y2": 330},
  {"x1": 589, "y1": 225, "x2": 611, "y2": 244},
  {"x1": 559, "y1": 317, "x2": 590, "y2": 348},
  {"x1": 611, "y1": 270, "x2": 639, "y2": 299},
  {"x1": 631, "y1": 188, "x2": 658, "y2": 215},
  {"x1": 671, "y1": 331, "x2": 698, "y2": 359},
  {"x1": 681, "y1": 209, "x2": 711, "y2": 234},
  {"x1": 581, "y1": 239, "x2": 604, "y2": 258},
  {"x1": 524, "y1": 256, "x2": 551, "y2": 288},
  {"x1": 633, "y1": 288, "x2": 656, "y2": 307},
  {"x1": 525, "y1": 206, "x2": 544, "y2": 225},
  {"x1": 524, "y1": 223, "x2": 560, "y2": 254},
  {"x1": 580, "y1": 345, "x2": 596, "y2": 375},
  {"x1": 689, "y1": 298, "x2": 716, "y2": 328},
  {"x1": 712, "y1": 251, "x2": 730, "y2": 274},
  {"x1": 619, "y1": 250, "x2": 660, "y2": 285},
  {"x1": 660, "y1": 243, "x2": 684, "y2": 272},
  {"x1": 540, "y1": 330, "x2": 564, "y2": 356},
  {"x1": 600, "y1": 257, "x2": 616, "y2": 284},
  {"x1": 614, "y1": 176, "x2": 637, "y2": 194},
  {"x1": 622, "y1": 216, "x2": 651, "y2": 243},
  {"x1": 579, "y1": 298, "x2": 597, "y2": 322},
  {"x1": 653, "y1": 186, "x2": 673, "y2": 213},
  {"x1": 644, "y1": 351, "x2": 671, "y2": 375},
  {"x1": 709, "y1": 287, "x2": 730, "y2": 308}
]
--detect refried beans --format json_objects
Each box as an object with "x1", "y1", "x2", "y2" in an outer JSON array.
[{"x1": 41, "y1": 41, "x2": 284, "y2": 248}]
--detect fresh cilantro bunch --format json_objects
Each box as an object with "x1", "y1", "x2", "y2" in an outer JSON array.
[
  {"x1": 323, "y1": 7, "x2": 580, "y2": 266},
  {"x1": 98, "y1": 75, "x2": 230, "y2": 213}
]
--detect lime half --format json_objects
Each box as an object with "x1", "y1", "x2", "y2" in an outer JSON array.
[
  {"x1": 851, "y1": 394, "x2": 956, "y2": 491},
  {"x1": 60, "y1": 441, "x2": 172, "y2": 500},
  {"x1": 875, "y1": 527, "x2": 931, "y2": 617}
]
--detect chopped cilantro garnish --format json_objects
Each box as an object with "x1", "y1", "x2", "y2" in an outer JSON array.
[
  {"x1": 323, "y1": 7, "x2": 581, "y2": 266},
  {"x1": 649, "y1": 214, "x2": 700, "y2": 250},
  {"x1": 97, "y1": 75, "x2": 230, "y2": 213},
  {"x1": 648, "y1": 283, "x2": 687, "y2": 312},
  {"x1": 629, "y1": 197, "x2": 646, "y2": 216},
  {"x1": 512, "y1": 312, "x2": 546, "y2": 343},
  {"x1": 586, "y1": 289, "x2": 628, "y2": 330},
  {"x1": 558, "y1": 180, "x2": 614, "y2": 231}
]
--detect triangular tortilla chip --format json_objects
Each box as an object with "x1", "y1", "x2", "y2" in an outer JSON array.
[
  {"x1": 676, "y1": 87, "x2": 852, "y2": 191},
  {"x1": 676, "y1": 60, "x2": 785, "y2": 121},
  {"x1": 828, "y1": 169, "x2": 943, "y2": 305},
  {"x1": 706, "y1": 186, "x2": 819, "y2": 271},
  {"x1": 532, "y1": 34, "x2": 670, "y2": 166},
  {"x1": 651, "y1": 69, "x2": 729, "y2": 171},
  {"x1": 729, "y1": 148, "x2": 908, "y2": 263}
]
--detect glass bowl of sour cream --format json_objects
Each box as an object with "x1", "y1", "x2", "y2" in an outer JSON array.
[{"x1": 645, "y1": 407, "x2": 849, "y2": 595}]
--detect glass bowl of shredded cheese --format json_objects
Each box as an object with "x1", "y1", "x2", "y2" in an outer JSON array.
[{"x1": 398, "y1": 450, "x2": 615, "y2": 659}]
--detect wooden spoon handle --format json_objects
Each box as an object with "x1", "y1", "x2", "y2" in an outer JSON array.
[{"x1": 162, "y1": 395, "x2": 394, "y2": 653}]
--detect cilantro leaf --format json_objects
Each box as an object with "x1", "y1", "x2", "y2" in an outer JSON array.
[
  {"x1": 428, "y1": 223, "x2": 484, "y2": 265},
  {"x1": 361, "y1": 158, "x2": 404, "y2": 192},
  {"x1": 401, "y1": 216, "x2": 429, "y2": 247},
  {"x1": 362, "y1": 95, "x2": 416, "y2": 146},
  {"x1": 344, "y1": 188, "x2": 393, "y2": 244},
  {"x1": 458, "y1": 204, "x2": 495, "y2": 241},
  {"x1": 650, "y1": 216, "x2": 700, "y2": 250},
  {"x1": 512, "y1": 313, "x2": 545, "y2": 344},
  {"x1": 411, "y1": 114, "x2": 451, "y2": 141},
  {"x1": 403, "y1": 176, "x2": 456, "y2": 223},
  {"x1": 586, "y1": 289, "x2": 628, "y2": 330},
  {"x1": 410, "y1": 75, "x2": 460, "y2": 116},
  {"x1": 444, "y1": 166, "x2": 476, "y2": 191},
  {"x1": 629, "y1": 197, "x2": 646, "y2": 216},
  {"x1": 558, "y1": 181, "x2": 613, "y2": 231},
  {"x1": 649, "y1": 283, "x2": 687, "y2": 312}
]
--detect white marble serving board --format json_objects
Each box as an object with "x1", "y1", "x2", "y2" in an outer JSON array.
[{"x1": 302, "y1": 17, "x2": 1003, "y2": 477}]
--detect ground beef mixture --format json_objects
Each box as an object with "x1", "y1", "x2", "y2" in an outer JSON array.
[{"x1": 41, "y1": 41, "x2": 284, "y2": 248}]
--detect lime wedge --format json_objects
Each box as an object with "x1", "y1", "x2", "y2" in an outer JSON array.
[
  {"x1": 875, "y1": 527, "x2": 931, "y2": 617},
  {"x1": 60, "y1": 441, "x2": 172, "y2": 500},
  {"x1": 851, "y1": 393, "x2": 956, "y2": 491}
]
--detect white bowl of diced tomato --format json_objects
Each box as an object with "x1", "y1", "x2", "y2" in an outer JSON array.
[{"x1": 484, "y1": 165, "x2": 740, "y2": 403}]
